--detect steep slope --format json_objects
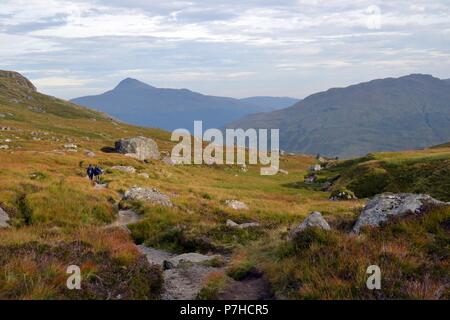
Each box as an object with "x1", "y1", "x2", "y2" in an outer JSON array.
[
  {"x1": 227, "y1": 74, "x2": 450, "y2": 158},
  {"x1": 71, "y1": 78, "x2": 272, "y2": 131},
  {"x1": 238, "y1": 96, "x2": 299, "y2": 111}
]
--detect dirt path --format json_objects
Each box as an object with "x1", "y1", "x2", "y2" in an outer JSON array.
[
  {"x1": 109, "y1": 209, "x2": 223, "y2": 300},
  {"x1": 218, "y1": 273, "x2": 274, "y2": 300},
  {"x1": 137, "y1": 245, "x2": 223, "y2": 300},
  {"x1": 108, "y1": 210, "x2": 142, "y2": 227}
]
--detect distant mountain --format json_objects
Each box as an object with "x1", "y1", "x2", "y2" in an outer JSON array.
[
  {"x1": 238, "y1": 96, "x2": 299, "y2": 111},
  {"x1": 227, "y1": 74, "x2": 450, "y2": 158},
  {"x1": 71, "y1": 79, "x2": 284, "y2": 131}
]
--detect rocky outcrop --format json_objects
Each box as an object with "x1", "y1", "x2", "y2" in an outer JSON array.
[
  {"x1": 225, "y1": 200, "x2": 249, "y2": 210},
  {"x1": 0, "y1": 70, "x2": 36, "y2": 92},
  {"x1": 124, "y1": 187, "x2": 172, "y2": 207},
  {"x1": 330, "y1": 188, "x2": 357, "y2": 201},
  {"x1": 115, "y1": 136, "x2": 160, "y2": 161},
  {"x1": 290, "y1": 212, "x2": 330, "y2": 239},
  {"x1": 353, "y1": 193, "x2": 447, "y2": 233},
  {"x1": 226, "y1": 219, "x2": 260, "y2": 229},
  {"x1": 0, "y1": 207, "x2": 10, "y2": 228},
  {"x1": 111, "y1": 166, "x2": 136, "y2": 174}
]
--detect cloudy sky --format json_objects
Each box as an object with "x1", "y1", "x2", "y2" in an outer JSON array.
[{"x1": 1, "y1": 0, "x2": 450, "y2": 99}]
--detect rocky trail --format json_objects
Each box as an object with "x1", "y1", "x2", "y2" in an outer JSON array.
[{"x1": 108, "y1": 206, "x2": 225, "y2": 300}]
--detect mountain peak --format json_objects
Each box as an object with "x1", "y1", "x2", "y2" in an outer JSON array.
[
  {"x1": 0, "y1": 70, "x2": 36, "y2": 92},
  {"x1": 114, "y1": 77, "x2": 154, "y2": 90}
]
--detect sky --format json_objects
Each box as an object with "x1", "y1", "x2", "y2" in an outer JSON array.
[{"x1": 1, "y1": 0, "x2": 450, "y2": 100}]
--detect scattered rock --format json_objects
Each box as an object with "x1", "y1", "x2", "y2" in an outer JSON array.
[
  {"x1": 94, "y1": 183, "x2": 108, "y2": 190},
  {"x1": 138, "y1": 246, "x2": 174, "y2": 266},
  {"x1": 162, "y1": 156, "x2": 177, "y2": 165},
  {"x1": 85, "y1": 151, "x2": 96, "y2": 157},
  {"x1": 115, "y1": 136, "x2": 160, "y2": 161},
  {"x1": 165, "y1": 253, "x2": 220, "y2": 269},
  {"x1": 0, "y1": 127, "x2": 15, "y2": 131},
  {"x1": 310, "y1": 164, "x2": 322, "y2": 172},
  {"x1": 225, "y1": 200, "x2": 249, "y2": 210},
  {"x1": 138, "y1": 172, "x2": 150, "y2": 179},
  {"x1": 330, "y1": 188, "x2": 357, "y2": 201},
  {"x1": 28, "y1": 106, "x2": 45, "y2": 113},
  {"x1": 352, "y1": 193, "x2": 447, "y2": 234},
  {"x1": 111, "y1": 166, "x2": 136, "y2": 174},
  {"x1": 63, "y1": 143, "x2": 78, "y2": 149},
  {"x1": 304, "y1": 174, "x2": 317, "y2": 184},
  {"x1": 0, "y1": 145, "x2": 9, "y2": 150},
  {"x1": 239, "y1": 164, "x2": 248, "y2": 172},
  {"x1": 0, "y1": 207, "x2": 10, "y2": 228},
  {"x1": 226, "y1": 219, "x2": 260, "y2": 229},
  {"x1": 278, "y1": 169, "x2": 289, "y2": 175},
  {"x1": 124, "y1": 187, "x2": 173, "y2": 207},
  {"x1": 290, "y1": 212, "x2": 331, "y2": 239}
]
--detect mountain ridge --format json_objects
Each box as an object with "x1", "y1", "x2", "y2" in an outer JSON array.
[
  {"x1": 71, "y1": 79, "x2": 295, "y2": 131},
  {"x1": 227, "y1": 74, "x2": 450, "y2": 158}
]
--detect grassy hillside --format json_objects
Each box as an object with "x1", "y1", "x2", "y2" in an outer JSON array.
[
  {"x1": 317, "y1": 148, "x2": 450, "y2": 201},
  {"x1": 0, "y1": 71, "x2": 448, "y2": 300}
]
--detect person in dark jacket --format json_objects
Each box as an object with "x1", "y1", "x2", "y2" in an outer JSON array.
[
  {"x1": 87, "y1": 164, "x2": 94, "y2": 181},
  {"x1": 93, "y1": 166, "x2": 103, "y2": 182}
]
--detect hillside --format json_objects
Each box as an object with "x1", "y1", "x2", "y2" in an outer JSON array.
[
  {"x1": 238, "y1": 96, "x2": 299, "y2": 110},
  {"x1": 227, "y1": 74, "x2": 450, "y2": 158},
  {"x1": 71, "y1": 79, "x2": 283, "y2": 131},
  {"x1": 0, "y1": 71, "x2": 449, "y2": 300}
]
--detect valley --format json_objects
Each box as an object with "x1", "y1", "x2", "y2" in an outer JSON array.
[{"x1": 0, "y1": 71, "x2": 449, "y2": 300}]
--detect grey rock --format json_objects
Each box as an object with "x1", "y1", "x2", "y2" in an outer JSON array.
[
  {"x1": 138, "y1": 172, "x2": 150, "y2": 179},
  {"x1": 0, "y1": 145, "x2": 9, "y2": 150},
  {"x1": 115, "y1": 136, "x2": 160, "y2": 161},
  {"x1": 0, "y1": 207, "x2": 10, "y2": 228},
  {"x1": 166, "y1": 253, "x2": 220, "y2": 268},
  {"x1": 63, "y1": 143, "x2": 77, "y2": 149},
  {"x1": 226, "y1": 219, "x2": 260, "y2": 229},
  {"x1": 138, "y1": 245, "x2": 174, "y2": 267},
  {"x1": 304, "y1": 174, "x2": 317, "y2": 184},
  {"x1": 225, "y1": 200, "x2": 249, "y2": 210},
  {"x1": 290, "y1": 212, "x2": 331, "y2": 238},
  {"x1": 85, "y1": 151, "x2": 96, "y2": 157},
  {"x1": 124, "y1": 187, "x2": 172, "y2": 207},
  {"x1": 353, "y1": 193, "x2": 447, "y2": 233},
  {"x1": 111, "y1": 166, "x2": 136, "y2": 174}
]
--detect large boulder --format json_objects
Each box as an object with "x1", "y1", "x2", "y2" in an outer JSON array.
[
  {"x1": 115, "y1": 136, "x2": 160, "y2": 161},
  {"x1": 124, "y1": 187, "x2": 172, "y2": 207},
  {"x1": 353, "y1": 193, "x2": 446, "y2": 233},
  {"x1": 0, "y1": 207, "x2": 10, "y2": 228},
  {"x1": 290, "y1": 212, "x2": 330, "y2": 239}
]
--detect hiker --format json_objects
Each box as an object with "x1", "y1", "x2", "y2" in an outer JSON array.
[
  {"x1": 93, "y1": 166, "x2": 103, "y2": 182},
  {"x1": 86, "y1": 164, "x2": 94, "y2": 181}
]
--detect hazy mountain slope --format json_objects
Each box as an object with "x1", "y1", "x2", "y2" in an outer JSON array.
[
  {"x1": 71, "y1": 78, "x2": 274, "y2": 131},
  {"x1": 227, "y1": 74, "x2": 450, "y2": 158},
  {"x1": 238, "y1": 96, "x2": 299, "y2": 111}
]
